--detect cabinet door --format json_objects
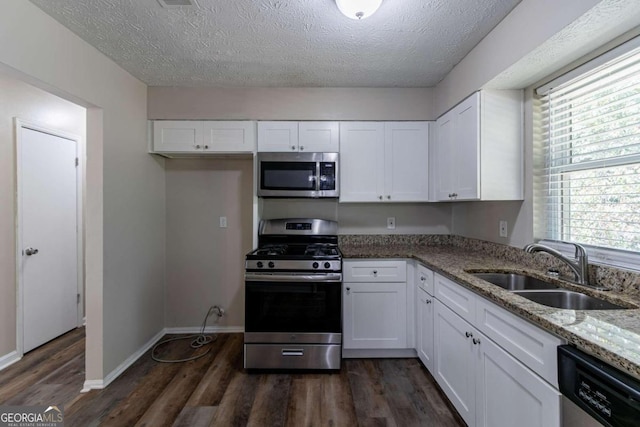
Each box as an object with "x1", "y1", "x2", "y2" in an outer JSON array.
[
  {"x1": 153, "y1": 120, "x2": 203, "y2": 152},
  {"x1": 343, "y1": 282, "x2": 407, "y2": 349},
  {"x1": 433, "y1": 112, "x2": 454, "y2": 201},
  {"x1": 299, "y1": 121, "x2": 339, "y2": 152},
  {"x1": 434, "y1": 300, "x2": 475, "y2": 426},
  {"x1": 454, "y1": 93, "x2": 480, "y2": 200},
  {"x1": 475, "y1": 332, "x2": 561, "y2": 427},
  {"x1": 417, "y1": 287, "x2": 435, "y2": 373},
  {"x1": 339, "y1": 122, "x2": 385, "y2": 202},
  {"x1": 257, "y1": 121, "x2": 299, "y2": 152},
  {"x1": 203, "y1": 121, "x2": 256, "y2": 152},
  {"x1": 384, "y1": 122, "x2": 430, "y2": 202}
]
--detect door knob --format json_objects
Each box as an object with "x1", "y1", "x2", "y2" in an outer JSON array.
[{"x1": 25, "y1": 247, "x2": 39, "y2": 256}]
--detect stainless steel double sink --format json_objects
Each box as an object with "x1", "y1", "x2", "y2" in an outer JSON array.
[{"x1": 471, "y1": 272, "x2": 629, "y2": 310}]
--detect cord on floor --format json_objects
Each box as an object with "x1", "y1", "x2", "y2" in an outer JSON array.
[{"x1": 151, "y1": 305, "x2": 224, "y2": 363}]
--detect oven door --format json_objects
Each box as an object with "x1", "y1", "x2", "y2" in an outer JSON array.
[{"x1": 244, "y1": 277, "x2": 342, "y2": 340}]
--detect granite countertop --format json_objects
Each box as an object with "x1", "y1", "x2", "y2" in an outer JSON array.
[{"x1": 340, "y1": 240, "x2": 640, "y2": 381}]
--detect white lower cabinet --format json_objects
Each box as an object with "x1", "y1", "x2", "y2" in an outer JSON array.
[
  {"x1": 343, "y1": 260, "x2": 409, "y2": 350},
  {"x1": 417, "y1": 288, "x2": 435, "y2": 372},
  {"x1": 416, "y1": 264, "x2": 435, "y2": 372},
  {"x1": 433, "y1": 282, "x2": 561, "y2": 427},
  {"x1": 476, "y1": 331, "x2": 561, "y2": 427},
  {"x1": 343, "y1": 281, "x2": 407, "y2": 349},
  {"x1": 434, "y1": 299, "x2": 476, "y2": 424}
]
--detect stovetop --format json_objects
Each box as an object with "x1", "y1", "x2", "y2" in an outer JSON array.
[
  {"x1": 246, "y1": 218, "x2": 342, "y2": 273},
  {"x1": 247, "y1": 243, "x2": 341, "y2": 259}
]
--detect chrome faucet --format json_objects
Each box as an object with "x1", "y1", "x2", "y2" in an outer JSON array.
[{"x1": 523, "y1": 242, "x2": 591, "y2": 287}]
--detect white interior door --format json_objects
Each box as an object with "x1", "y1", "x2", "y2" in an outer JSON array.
[{"x1": 20, "y1": 126, "x2": 78, "y2": 353}]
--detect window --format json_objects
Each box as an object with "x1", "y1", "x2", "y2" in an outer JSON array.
[{"x1": 536, "y1": 38, "x2": 640, "y2": 267}]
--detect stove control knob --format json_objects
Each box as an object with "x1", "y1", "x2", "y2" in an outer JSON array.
[
  {"x1": 268, "y1": 261, "x2": 275, "y2": 268},
  {"x1": 312, "y1": 262, "x2": 319, "y2": 269},
  {"x1": 256, "y1": 261, "x2": 264, "y2": 268},
  {"x1": 324, "y1": 262, "x2": 331, "y2": 269}
]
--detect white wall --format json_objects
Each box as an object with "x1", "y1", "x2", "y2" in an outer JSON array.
[
  {"x1": 148, "y1": 87, "x2": 436, "y2": 121},
  {"x1": 0, "y1": 74, "x2": 86, "y2": 359},
  {"x1": 261, "y1": 199, "x2": 452, "y2": 235},
  {"x1": 0, "y1": 1, "x2": 165, "y2": 381},
  {"x1": 165, "y1": 158, "x2": 253, "y2": 329}
]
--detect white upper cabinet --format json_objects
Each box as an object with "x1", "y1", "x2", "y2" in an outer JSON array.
[
  {"x1": 339, "y1": 122, "x2": 386, "y2": 202},
  {"x1": 432, "y1": 90, "x2": 523, "y2": 201},
  {"x1": 385, "y1": 122, "x2": 430, "y2": 202},
  {"x1": 257, "y1": 121, "x2": 299, "y2": 152},
  {"x1": 202, "y1": 121, "x2": 256, "y2": 152},
  {"x1": 299, "y1": 121, "x2": 340, "y2": 152},
  {"x1": 153, "y1": 120, "x2": 204, "y2": 152},
  {"x1": 257, "y1": 121, "x2": 339, "y2": 152},
  {"x1": 340, "y1": 121, "x2": 430, "y2": 203},
  {"x1": 152, "y1": 120, "x2": 256, "y2": 154}
]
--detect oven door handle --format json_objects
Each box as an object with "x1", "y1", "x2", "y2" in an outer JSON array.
[{"x1": 245, "y1": 273, "x2": 342, "y2": 282}]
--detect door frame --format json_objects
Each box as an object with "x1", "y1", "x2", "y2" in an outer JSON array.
[{"x1": 14, "y1": 118, "x2": 84, "y2": 357}]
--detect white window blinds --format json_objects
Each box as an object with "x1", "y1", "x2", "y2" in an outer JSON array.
[{"x1": 538, "y1": 43, "x2": 640, "y2": 254}]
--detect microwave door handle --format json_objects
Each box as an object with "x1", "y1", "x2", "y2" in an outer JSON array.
[{"x1": 316, "y1": 162, "x2": 321, "y2": 191}]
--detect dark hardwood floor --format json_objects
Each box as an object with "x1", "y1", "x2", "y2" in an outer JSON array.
[{"x1": 0, "y1": 329, "x2": 464, "y2": 427}]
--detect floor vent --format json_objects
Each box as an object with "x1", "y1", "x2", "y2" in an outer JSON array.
[{"x1": 157, "y1": 0, "x2": 198, "y2": 8}]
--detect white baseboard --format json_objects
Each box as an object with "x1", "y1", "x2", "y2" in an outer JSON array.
[
  {"x1": 82, "y1": 328, "x2": 167, "y2": 392},
  {"x1": 0, "y1": 350, "x2": 21, "y2": 371},
  {"x1": 164, "y1": 326, "x2": 245, "y2": 334},
  {"x1": 80, "y1": 379, "x2": 103, "y2": 393}
]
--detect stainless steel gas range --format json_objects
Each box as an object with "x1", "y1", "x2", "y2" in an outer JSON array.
[{"x1": 244, "y1": 218, "x2": 342, "y2": 370}]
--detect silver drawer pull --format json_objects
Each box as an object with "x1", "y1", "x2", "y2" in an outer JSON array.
[{"x1": 282, "y1": 349, "x2": 304, "y2": 357}]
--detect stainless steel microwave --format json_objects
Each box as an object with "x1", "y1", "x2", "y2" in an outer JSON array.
[{"x1": 257, "y1": 152, "x2": 339, "y2": 198}]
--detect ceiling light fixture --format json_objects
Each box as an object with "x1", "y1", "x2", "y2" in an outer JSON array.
[{"x1": 336, "y1": 0, "x2": 382, "y2": 20}]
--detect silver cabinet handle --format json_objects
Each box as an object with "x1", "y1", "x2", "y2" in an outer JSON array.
[
  {"x1": 300, "y1": 146, "x2": 304, "y2": 151},
  {"x1": 473, "y1": 338, "x2": 481, "y2": 345},
  {"x1": 204, "y1": 145, "x2": 209, "y2": 149},
  {"x1": 25, "y1": 247, "x2": 39, "y2": 256},
  {"x1": 425, "y1": 299, "x2": 432, "y2": 304},
  {"x1": 195, "y1": 144, "x2": 201, "y2": 149},
  {"x1": 379, "y1": 195, "x2": 383, "y2": 200},
  {"x1": 346, "y1": 287, "x2": 350, "y2": 295},
  {"x1": 282, "y1": 349, "x2": 304, "y2": 356},
  {"x1": 372, "y1": 270, "x2": 378, "y2": 277},
  {"x1": 465, "y1": 331, "x2": 473, "y2": 338},
  {"x1": 292, "y1": 145, "x2": 296, "y2": 150},
  {"x1": 420, "y1": 276, "x2": 426, "y2": 282},
  {"x1": 387, "y1": 195, "x2": 391, "y2": 200}
]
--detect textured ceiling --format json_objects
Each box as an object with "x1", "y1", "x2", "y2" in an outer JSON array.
[{"x1": 29, "y1": 0, "x2": 522, "y2": 87}]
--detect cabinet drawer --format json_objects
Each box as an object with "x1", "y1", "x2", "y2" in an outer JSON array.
[
  {"x1": 475, "y1": 297, "x2": 564, "y2": 388},
  {"x1": 416, "y1": 263, "x2": 434, "y2": 295},
  {"x1": 343, "y1": 260, "x2": 407, "y2": 282},
  {"x1": 434, "y1": 273, "x2": 476, "y2": 323}
]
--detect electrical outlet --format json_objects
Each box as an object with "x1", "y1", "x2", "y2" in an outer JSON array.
[
  {"x1": 499, "y1": 220, "x2": 508, "y2": 238},
  {"x1": 219, "y1": 216, "x2": 227, "y2": 228},
  {"x1": 387, "y1": 217, "x2": 396, "y2": 230}
]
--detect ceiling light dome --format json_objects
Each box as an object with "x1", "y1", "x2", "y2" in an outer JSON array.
[{"x1": 336, "y1": 0, "x2": 382, "y2": 20}]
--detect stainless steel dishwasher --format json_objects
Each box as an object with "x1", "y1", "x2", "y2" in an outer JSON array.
[{"x1": 558, "y1": 345, "x2": 640, "y2": 427}]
